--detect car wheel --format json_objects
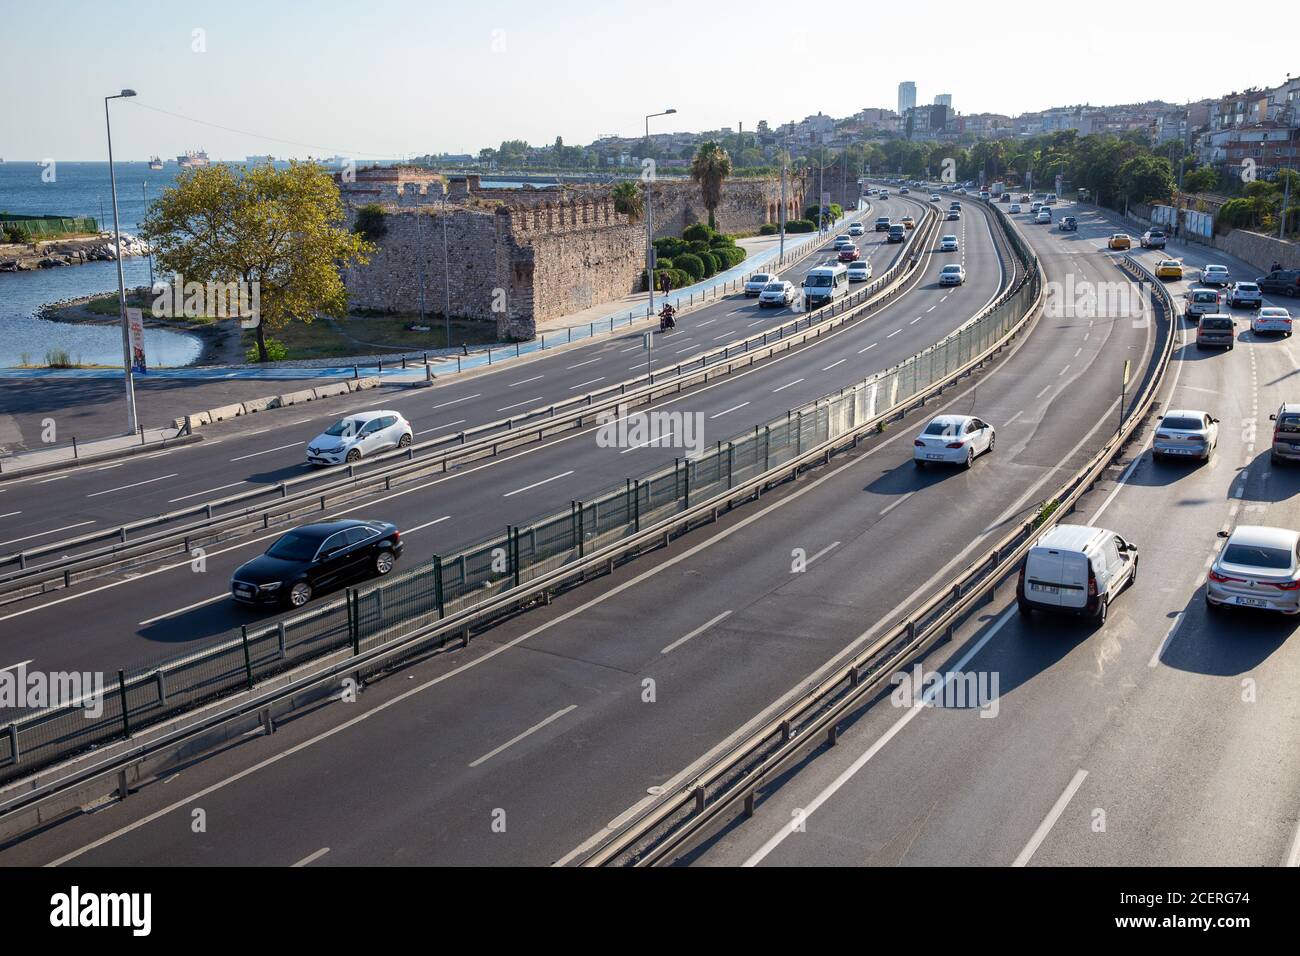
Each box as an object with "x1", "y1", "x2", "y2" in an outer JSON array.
[
  {"x1": 964, "y1": 449, "x2": 974, "y2": 470},
  {"x1": 1018, "y1": 598, "x2": 1034, "y2": 617},
  {"x1": 1094, "y1": 596, "x2": 1108, "y2": 626},
  {"x1": 1129, "y1": 556, "x2": 1139, "y2": 586},
  {"x1": 289, "y1": 581, "x2": 312, "y2": 607},
  {"x1": 375, "y1": 549, "x2": 395, "y2": 576},
  {"x1": 398, "y1": 433, "x2": 412, "y2": 448},
  {"x1": 987, "y1": 434, "x2": 996, "y2": 455},
  {"x1": 345, "y1": 448, "x2": 361, "y2": 463},
  {"x1": 914, "y1": 459, "x2": 925, "y2": 469}
]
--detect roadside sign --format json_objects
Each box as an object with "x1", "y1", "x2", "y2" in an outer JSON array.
[
  {"x1": 126, "y1": 307, "x2": 147, "y2": 374},
  {"x1": 1122, "y1": 358, "x2": 1131, "y2": 386}
]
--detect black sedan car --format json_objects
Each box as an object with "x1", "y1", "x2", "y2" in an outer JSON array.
[{"x1": 231, "y1": 519, "x2": 403, "y2": 608}]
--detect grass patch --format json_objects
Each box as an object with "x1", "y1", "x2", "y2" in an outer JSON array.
[
  {"x1": 83, "y1": 291, "x2": 220, "y2": 324},
  {"x1": 241, "y1": 315, "x2": 499, "y2": 362}
]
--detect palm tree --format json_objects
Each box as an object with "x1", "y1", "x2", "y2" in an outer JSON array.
[
  {"x1": 691, "y1": 141, "x2": 733, "y2": 231},
  {"x1": 611, "y1": 181, "x2": 643, "y2": 223}
]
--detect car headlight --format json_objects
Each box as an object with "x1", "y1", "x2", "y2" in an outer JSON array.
[{"x1": 259, "y1": 582, "x2": 282, "y2": 591}]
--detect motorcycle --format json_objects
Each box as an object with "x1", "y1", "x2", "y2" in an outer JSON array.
[{"x1": 658, "y1": 305, "x2": 677, "y2": 333}]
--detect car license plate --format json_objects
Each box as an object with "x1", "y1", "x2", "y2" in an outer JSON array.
[
  {"x1": 1031, "y1": 583, "x2": 1059, "y2": 594},
  {"x1": 1169, "y1": 447, "x2": 1195, "y2": 455},
  {"x1": 926, "y1": 453, "x2": 944, "y2": 460},
  {"x1": 235, "y1": 586, "x2": 253, "y2": 597},
  {"x1": 1234, "y1": 596, "x2": 1267, "y2": 608}
]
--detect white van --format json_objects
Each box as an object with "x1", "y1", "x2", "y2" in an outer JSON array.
[
  {"x1": 1016, "y1": 525, "x2": 1138, "y2": 625},
  {"x1": 802, "y1": 264, "x2": 849, "y2": 309}
]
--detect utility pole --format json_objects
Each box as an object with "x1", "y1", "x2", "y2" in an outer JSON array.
[
  {"x1": 779, "y1": 162, "x2": 787, "y2": 261},
  {"x1": 644, "y1": 108, "x2": 676, "y2": 320},
  {"x1": 141, "y1": 179, "x2": 154, "y2": 289},
  {"x1": 105, "y1": 88, "x2": 139, "y2": 436}
]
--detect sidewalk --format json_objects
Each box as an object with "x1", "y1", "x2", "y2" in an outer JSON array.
[{"x1": 0, "y1": 423, "x2": 199, "y2": 477}]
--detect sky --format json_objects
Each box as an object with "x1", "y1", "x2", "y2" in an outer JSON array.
[{"x1": 0, "y1": 0, "x2": 1294, "y2": 162}]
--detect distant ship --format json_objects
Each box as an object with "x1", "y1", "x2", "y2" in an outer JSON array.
[
  {"x1": 148, "y1": 155, "x2": 164, "y2": 170},
  {"x1": 246, "y1": 154, "x2": 276, "y2": 165},
  {"x1": 178, "y1": 150, "x2": 211, "y2": 168}
]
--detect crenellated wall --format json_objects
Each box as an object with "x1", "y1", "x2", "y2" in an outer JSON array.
[{"x1": 336, "y1": 167, "x2": 806, "y2": 340}]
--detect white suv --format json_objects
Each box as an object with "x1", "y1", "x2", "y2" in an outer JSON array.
[
  {"x1": 939, "y1": 234, "x2": 959, "y2": 252},
  {"x1": 307, "y1": 410, "x2": 413, "y2": 465}
]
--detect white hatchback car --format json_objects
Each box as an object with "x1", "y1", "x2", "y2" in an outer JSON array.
[
  {"x1": 1228, "y1": 281, "x2": 1263, "y2": 309},
  {"x1": 1200, "y1": 264, "x2": 1231, "y2": 286},
  {"x1": 1009, "y1": 203, "x2": 1022, "y2": 214},
  {"x1": 758, "y1": 280, "x2": 796, "y2": 307},
  {"x1": 1252, "y1": 306, "x2": 1293, "y2": 336},
  {"x1": 913, "y1": 414, "x2": 995, "y2": 469},
  {"x1": 306, "y1": 410, "x2": 413, "y2": 465},
  {"x1": 1207, "y1": 525, "x2": 1300, "y2": 615},
  {"x1": 846, "y1": 260, "x2": 873, "y2": 282},
  {"x1": 939, "y1": 234, "x2": 959, "y2": 252},
  {"x1": 744, "y1": 272, "x2": 777, "y2": 296},
  {"x1": 848, "y1": 222, "x2": 865, "y2": 237},
  {"x1": 939, "y1": 263, "x2": 966, "y2": 286}
]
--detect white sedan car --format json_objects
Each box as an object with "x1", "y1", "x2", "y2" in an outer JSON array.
[
  {"x1": 1009, "y1": 203, "x2": 1021, "y2": 213},
  {"x1": 1200, "y1": 264, "x2": 1231, "y2": 286},
  {"x1": 939, "y1": 234, "x2": 959, "y2": 252},
  {"x1": 744, "y1": 272, "x2": 777, "y2": 296},
  {"x1": 848, "y1": 222, "x2": 865, "y2": 236},
  {"x1": 1207, "y1": 526, "x2": 1300, "y2": 614},
  {"x1": 939, "y1": 263, "x2": 966, "y2": 286},
  {"x1": 913, "y1": 414, "x2": 995, "y2": 469},
  {"x1": 1253, "y1": 306, "x2": 1293, "y2": 336},
  {"x1": 1152, "y1": 409, "x2": 1219, "y2": 462},
  {"x1": 306, "y1": 410, "x2": 413, "y2": 465},
  {"x1": 758, "y1": 280, "x2": 796, "y2": 307},
  {"x1": 846, "y1": 260, "x2": 873, "y2": 282}
]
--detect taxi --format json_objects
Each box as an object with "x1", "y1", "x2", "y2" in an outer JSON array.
[
  {"x1": 1107, "y1": 233, "x2": 1132, "y2": 251},
  {"x1": 1154, "y1": 258, "x2": 1184, "y2": 280},
  {"x1": 900, "y1": 215, "x2": 916, "y2": 230}
]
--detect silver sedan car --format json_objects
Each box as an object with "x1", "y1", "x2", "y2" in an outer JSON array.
[
  {"x1": 1207, "y1": 525, "x2": 1300, "y2": 614},
  {"x1": 1152, "y1": 409, "x2": 1219, "y2": 462}
]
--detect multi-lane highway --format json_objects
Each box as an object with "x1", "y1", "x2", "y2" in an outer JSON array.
[
  {"x1": 0, "y1": 193, "x2": 1005, "y2": 684},
  {"x1": 1, "y1": 190, "x2": 1170, "y2": 867}
]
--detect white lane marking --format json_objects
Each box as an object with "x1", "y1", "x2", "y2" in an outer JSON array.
[
  {"x1": 230, "y1": 442, "x2": 303, "y2": 463},
  {"x1": 661, "y1": 610, "x2": 733, "y2": 655},
  {"x1": 1150, "y1": 612, "x2": 1183, "y2": 668},
  {"x1": 37, "y1": 475, "x2": 69, "y2": 483},
  {"x1": 858, "y1": 343, "x2": 877, "y2": 354},
  {"x1": 469, "y1": 705, "x2": 577, "y2": 767},
  {"x1": 432, "y1": 393, "x2": 481, "y2": 410},
  {"x1": 1, "y1": 659, "x2": 33, "y2": 673},
  {"x1": 1035, "y1": 385, "x2": 1052, "y2": 399},
  {"x1": 241, "y1": 429, "x2": 268, "y2": 438},
  {"x1": 289, "y1": 418, "x2": 314, "y2": 426},
  {"x1": 292, "y1": 847, "x2": 330, "y2": 867},
  {"x1": 508, "y1": 374, "x2": 544, "y2": 387},
  {"x1": 415, "y1": 419, "x2": 466, "y2": 435},
  {"x1": 620, "y1": 430, "x2": 676, "y2": 453},
  {"x1": 619, "y1": 344, "x2": 644, "y2": 354},
  {"x1": 710, "y1": 402, "x2": 751, "y2": 419},
  {"x1": 879, "y1": 492, "x2": 916, "y2": 516},
  {"x1": 94, "y1": 463, "x2": 126, "y2": 472},
  {"x1": 887, "y1": 329, "x2": 902, "y2": 338},
  {"x1": 139, "y1": 593, "x2": 227, "y2": 626},
  {"x1": 822, "y1": 359, "x2": 846, "y2": 371},
  {"x1": 86, "y1": 474, "x2": 178, "y2": 498},
  {"x1": 406, "y1": 515, "x2": 451, "y2": 534},
  {"x1": 926, "y1": 305, "x2": 937, "y2": 313},
  {"x1": 496, "y1": 397, "x2": 543, "y2": 412},
  {"x1": 941, "y1": 294, "x2": 949, "y2": 302},
  {"x1": 1286, "y1": 810, "x2": 1300, "y2": 866},
  {"x1": 713, "y1": 333, "x2": 733, "y2": 341},
  {"x1": 1004, "y1": 410, "x2": 1024, "y2": 427},
  {"x1": 805, "y1": 540, "x2": 840, "y2": 566},
  {"x1": 503, "y1": 470, "x2": 574, "y2": 497},
  {"x1": 773, "y1": 379, "x2": 804, "y2": 393},
  {"x1": 565, "y1": 358, "x2": 601, "y2": 369},
  {"x1": 167, "y1": 481, "x2": 249, "y2": 504},
  {"x1": 1012, "y1": 769, "x2": 1089, "y2": 867},
  {"x1": 0, "y1": 520, "x2": 96, "y2": 549},
  {"x1": 744, "y1": 604, "x2": 1019, "y2": 866},
  {"x1": 569, "y1": 377, "x2": 605, "y2": 390},
  {"x1": 698, "y1": 318, "x2": 718, "y2": 326},
  {"x1": 1058, "y1": 365, "x2": 1071, "y2": 377},
  {"x1": 0, "y1": 511, "x2": 20, "y2": 519}
]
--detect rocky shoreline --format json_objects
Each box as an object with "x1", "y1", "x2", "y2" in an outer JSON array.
[{"x1": 0, "y1": 232, "x2": 150, "y2": 272}]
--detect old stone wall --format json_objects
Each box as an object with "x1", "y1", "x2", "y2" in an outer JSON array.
[{"x1": 337, "y1": 167, "x2": 803, "y2": 340}]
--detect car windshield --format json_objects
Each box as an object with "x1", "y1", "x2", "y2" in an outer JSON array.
[
  {"x1": 1202, "y1": 318, "x2": 1232, "y2": 330},
  {"x1": 324, "y1": 418, "x2": 365, "y2": 437},
  {"x1": 942, "y1": 266, "x2": 962, "y2": 273},
  {"x1": 267, "y1": 531, "x2": 320, "y2": 562},
  {"x1": 1223, "y1": 543, "x2": 1293, "y2": 570},
  {"x1": 806, "y1": 275, "x2": 833, "y2": 287},
  {"x1": 1277, "y1": 414, "x2": 1300, "y2": 433},
  {"x1": 763, "y1": 282, "x2": 785, "y2": 291},
  {"x1": 1162, "y1": 417, "x2": 1203, "y2": 430}
]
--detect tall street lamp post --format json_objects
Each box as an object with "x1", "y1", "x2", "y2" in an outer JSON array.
[
  {"x1": 644, "y1": 108, "x2": 676, "y2": 319},
  {"x1": 106, "y1": 88, "x2": 138, "y2": 435}
]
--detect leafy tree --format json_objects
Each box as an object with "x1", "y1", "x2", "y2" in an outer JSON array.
[
  {"x1": 142, "y1": 161, "x2": 373, "y2": 362},
  {"x1": 611, "y1": 181, "x2": 644, "y2": 224},
  {"x1": 690, "y1": 141, "x2": 733, "y2": 230},
  {"x1": 1182, "y1": 166, "x2": 1219, "y2": 193},
  {"x1": 1118, "y1": 154, "x2": 1174, "y2": 205}
]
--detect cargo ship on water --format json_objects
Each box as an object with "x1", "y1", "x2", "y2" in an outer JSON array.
[
  {"x1": 148, "y1": 155, "x2": 164, "y2": 170},
  {"x1": 177, "y1": 149, "x2": 211, "y2": 168}
]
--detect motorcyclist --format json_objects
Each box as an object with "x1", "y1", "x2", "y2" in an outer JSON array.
[{"x1": 659, "y1": 303, "x2": 676, "y2": 332}]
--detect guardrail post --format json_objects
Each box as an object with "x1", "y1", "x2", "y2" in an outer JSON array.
[
  {"x1": 727, "y1": 442, "x2": 735, "y2": 488},
  {"x1": 5, "y1": 723, "x2": 16, "y2": 765},
  {"x1": 510, "y1": 525, "x2": 521, "y2": 588},
  {"x1": 576, "y1": 501, "x2": 585, "y2": 557},
  {"x1": 684, "y1": 459, "x2": 692, "y2": 509}
]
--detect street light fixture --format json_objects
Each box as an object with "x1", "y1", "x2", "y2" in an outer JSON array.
[
  {"x1": 645, "y1": 108, "x2": 676, "y2": 320},
  {"x1": 105, "y1": 88, "x2": 139, "y2": 435}
]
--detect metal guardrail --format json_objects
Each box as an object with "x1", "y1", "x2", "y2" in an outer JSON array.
[
  {"x1": 577, "y1": 252, "x2": 1177, "y2": 867},
  {"x1": 0, "y1": 199, "x2": 939, "y2": 601},
  {"x1": 0, "y1": 198, "x2": 994, "y2": 796}
]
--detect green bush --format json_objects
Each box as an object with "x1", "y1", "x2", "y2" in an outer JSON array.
[
  {"x1": 682, "y1": 223, "x2": 713, "y2": 243},
  {"x1": 246, "y1": 336, "x2": 288, "y2": 362},
  {"x1": 709, "y1": 233, "x2": 736, "y2": 247},
  {"x1": 675, "y1": 252, "x2": 705, "y2": 281},
  {"x1": 718, "y1": 246, "x2": 746, "y2": 268},
  {"x1": 654, "y1": 237, "x2": 689, "y2": 259},
  {"x1": 785, "y1": 219, "x2": 815, "y2": 233},
  {"x1": 655, "y1": 257, "x2": 673, "y2": 271},
  {"x1": 3, "y1": 223, "x2": 28, "y2": 244},
  {"x1": 698, "y1": 251, "x2": 719, "y2": 278},
  {"x1": 758, "y1": 223, "x2": 778, "y2": 235},
  {"x1": 352, "y1": 204, "x2": 388, "y2": 242}
]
